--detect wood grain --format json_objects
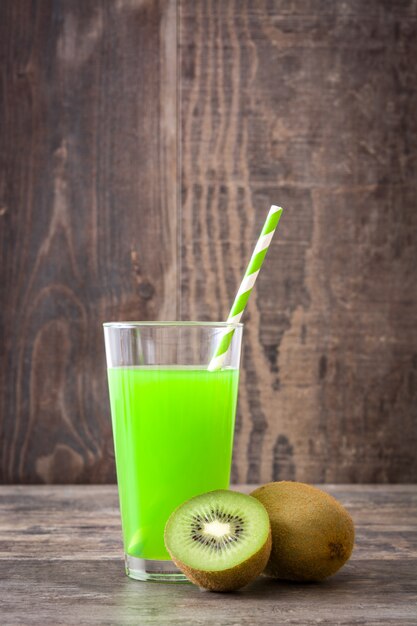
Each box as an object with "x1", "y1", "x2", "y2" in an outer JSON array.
[
  {"x1": 0, "y1": 0, "x2": 178, "y2": 483},
  {"x1": 1, "y1": 1, "x2": 417, "y2": 485},
  {"x1": 0, "y1": 485, "x2": 416, "y2": 625},
  {"x1": 179, "y1": 0, "x2": 417, "y2": 483}
]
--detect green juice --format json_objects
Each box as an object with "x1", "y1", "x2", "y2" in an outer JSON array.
[{"x1": 107, "y1": 366, "x2": 239, "y2": 560}]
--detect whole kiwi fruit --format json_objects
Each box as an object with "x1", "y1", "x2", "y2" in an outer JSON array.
[{"x1": 251, "y1": 481, "x2": 354, "y2": 581}]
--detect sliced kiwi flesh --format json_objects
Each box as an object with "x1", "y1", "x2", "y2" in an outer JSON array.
[{"x1": 164, "y1": 490, "x2": 271, "y2": 591}]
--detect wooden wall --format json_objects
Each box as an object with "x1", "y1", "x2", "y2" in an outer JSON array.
[{"x1": 1, "y1": 0, "x2": 416, "y2": 484}]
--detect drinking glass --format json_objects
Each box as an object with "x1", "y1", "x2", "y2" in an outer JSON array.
[{"x1": 103, "y1": 322, "x2": 243, "y2": 582}]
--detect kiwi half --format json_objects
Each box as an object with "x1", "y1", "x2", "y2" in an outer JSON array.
[
  {"x1": 251, "y1": 481, "x2": 355, "y2": 581},
  {"x1": 164, "y1": 490, "x2": 271, "y2": 592}
]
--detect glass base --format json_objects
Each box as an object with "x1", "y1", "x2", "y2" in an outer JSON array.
[{"x1": 125, "y1": 554, "x2": 189, "y2": 583}]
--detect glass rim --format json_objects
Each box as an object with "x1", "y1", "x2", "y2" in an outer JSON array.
[{"x1": 103, "y1": 320, "x2": 243, "y2": 329}]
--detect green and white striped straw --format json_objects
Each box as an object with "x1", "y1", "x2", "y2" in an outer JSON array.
[{"x1": 208, "y1": 205, "x2": 283, "y2": 371}]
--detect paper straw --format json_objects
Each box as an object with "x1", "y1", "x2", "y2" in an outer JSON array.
[{"x1": 208, "y1": 205, "x2": 283, "y2": 371}]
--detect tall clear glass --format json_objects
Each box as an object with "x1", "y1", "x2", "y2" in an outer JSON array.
[{"x1": 103, "y1": 322, "x2": 243, "y2": 582}]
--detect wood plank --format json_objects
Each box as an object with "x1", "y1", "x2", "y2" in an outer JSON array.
[
  {"x1": 1, "y1": 484, "x2": 416, "y2": 561},
  {"x1": 179, "y1": 0, "x2": 417, "y2": 483},
  {"x1": 0, "y1": 485, "x2": 416, "y2": 625},
  {"x1": 0, "y1": 0, "x2": 178, "y2": 483},
  {"x1": 1, "y1": 559, "x2": 416, "y2": 626},
  {"x1": 1, "y1": 0, "x2": 417, "y2": 487}
]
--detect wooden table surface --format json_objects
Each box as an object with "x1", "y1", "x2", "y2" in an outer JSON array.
[{"x1": 0, "y1": 485, "x2": 416, "y2": 625}]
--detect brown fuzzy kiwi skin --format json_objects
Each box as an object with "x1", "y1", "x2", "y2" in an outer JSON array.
[
  {"x1": 251, "y1": 482, "x2": 355, "y2": 582},
  {"x1": 167, "y1": 530, "x2": 271, "y2": 592}
]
